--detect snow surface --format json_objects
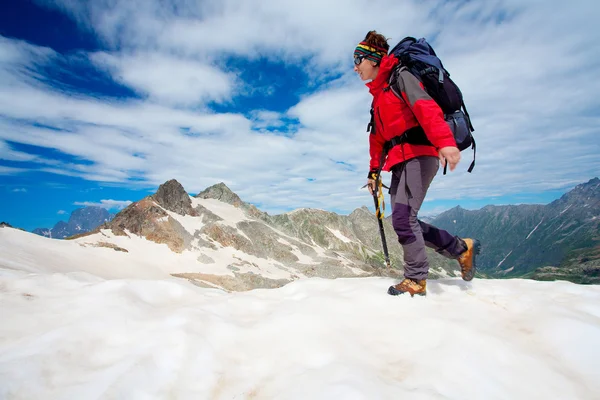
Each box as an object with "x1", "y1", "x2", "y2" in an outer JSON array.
[
  {"x1": 277, "y1": 238, "x2": 319, "y2": 265},
  {"x1": 165, "y1": 209, "x2": 205, "y2": 236},
  {"x1": 560, "y1": 204, "x2": 573, "y2": 215},
  {"x1": 526, "y1": 218, "x2": 544, "y2": 240},
  {"x1": 0, "y1": 227, "x2": 298, "y2": 282},
  {"x1": 190, "y1": 197, "x2": 253, "y2": 242},
  {"x1": 191, "y1": 197, "x2": 248, "y2": 225},
  {"x1": 1, "y1": 228, "x2": 600, "y2": 399},
  {"x1": 327, "y1": 227, "x2": 353, "y2": 243},
  {"x1": 497, "y1": 250, "x2": 513, "y2": 267}
]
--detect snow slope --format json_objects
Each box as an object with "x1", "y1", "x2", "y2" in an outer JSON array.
[
  {"x1": 0, "y1": 225, "x2": 302, "y2": 283},
  {"x1": 1, "y1": 228, "x2": 599, "y2": 399}
]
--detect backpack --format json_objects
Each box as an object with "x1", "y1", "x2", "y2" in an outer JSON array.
[{"x1": 387, "y1": 37, "x2": 476, "y2": 174}]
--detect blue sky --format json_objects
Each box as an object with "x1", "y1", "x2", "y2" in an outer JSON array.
[{"x1": 1, "y1": 0, "x2": 599, "y2": 232}]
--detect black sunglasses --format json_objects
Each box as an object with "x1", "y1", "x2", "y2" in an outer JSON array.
[{"x1": 353, "y1": 54, "x2": 367, "y2": 66}]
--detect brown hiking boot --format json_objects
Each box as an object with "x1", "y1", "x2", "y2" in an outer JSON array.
[
  {"x1": 458, "y1": 238, "x2": 481, "y2": 281},
  {"x1": 388, "y1": 278, "x2": 427, "y2": 297}
]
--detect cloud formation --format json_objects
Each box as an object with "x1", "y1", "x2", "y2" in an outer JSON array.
[
  {"x1": 1, "y1": 0, "x2": 599, "y2": 216},
  {"x1": 73, "y1": 199, "x2": 133, "y2": 210}
]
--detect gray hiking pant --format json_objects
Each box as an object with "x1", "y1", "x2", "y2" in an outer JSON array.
[{"x1": 390, "y1": 156, "x2": 467, "y2": 280}]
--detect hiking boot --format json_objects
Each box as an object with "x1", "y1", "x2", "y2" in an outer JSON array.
[
  {"x1": 388, "y1": 278, "x2": 427, "y2": 297},
  {"x1": 458, "y1": 238, "x2": 481, "y2": 281}
]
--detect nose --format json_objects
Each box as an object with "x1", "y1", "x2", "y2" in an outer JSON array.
[{"x1": 353, "y1": 64, "x2": 358, "y2": 72}]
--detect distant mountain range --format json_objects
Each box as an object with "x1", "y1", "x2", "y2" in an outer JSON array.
[
  {"x1": 33, "y1": 207, "x2": 114, "y2": 239},
  {"x1": 19, "y1": 177, "x2": 600, "y2": 287},
  {"x1": 429, "y1": 177, "x2": 600, "y2": 283}
]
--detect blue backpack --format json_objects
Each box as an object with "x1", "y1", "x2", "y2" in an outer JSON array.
[{"x1": 388, "y1": 37, "x2": 476, "y2": 173}]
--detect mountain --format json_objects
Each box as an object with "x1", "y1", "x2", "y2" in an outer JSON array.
[
  {"x1": 430, "y1": 178, "x2": 600, "y2": 283},
  {"x1": 33, "y1": 206, "x2": 114, "y2": 239},
  {"x1": 22, "y1": 177, "x2": 599, "y2": 289},
  {"x1": 69, "y1": 179, "x2": 461, "y2": 291}
]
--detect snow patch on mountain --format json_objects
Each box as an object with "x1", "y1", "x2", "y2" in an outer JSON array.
[
  {"x1": 327, "y1": 227, "x2": 353, "y2": 243},
  {"x1": 165, "y1": 209, "x2": 206, "y2": 235},
  {"x1": 191, "y1": 197, "x2": 249, "y2": 224}
]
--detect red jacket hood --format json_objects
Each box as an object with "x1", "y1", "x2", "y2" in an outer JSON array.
[{"x1": 366, "y1": 55, "x2": 399, "y2": 97}]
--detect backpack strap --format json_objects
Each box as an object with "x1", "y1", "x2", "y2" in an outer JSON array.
[
  {"x1": 387, "y1": 67, "x2": 433, "y2": 148},
  {"x1": 367, "y1": 107, "x2": 375, "y2": 134},
  {"x1": 461, "y1": 100, "x2": 476, "y2": 173},
  {"x1": 468, "y1": 140, "x2": 476, "y2": 173},
  {"x1": 461, "y1": 100, "x2": 475, "y2": 132}
]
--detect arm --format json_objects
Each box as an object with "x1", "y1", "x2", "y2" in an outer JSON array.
[
  {"x1": 368, "y1": 126, "x2": 386, "y2": 177},
  {"x1": 397, "y1": 69, "x2": 456, "y2": 150}
]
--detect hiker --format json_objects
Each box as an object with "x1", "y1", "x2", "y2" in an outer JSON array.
[{"x1": 354, "y1": 30, "x2": 480, "y2": 297}]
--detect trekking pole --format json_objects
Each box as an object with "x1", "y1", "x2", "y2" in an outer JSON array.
[{"x1": 370, "y1": 176, "x2": 391, "y2": 270}]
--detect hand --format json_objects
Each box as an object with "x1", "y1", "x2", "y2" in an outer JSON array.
[
  {"x1": 438, "y1": 146, "x2": 461, "y2": 172},
  {"x1": 367, "y1": 178, "x2": 377, "y2": 195}
]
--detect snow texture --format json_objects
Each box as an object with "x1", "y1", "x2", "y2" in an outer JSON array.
[{"x1": 1, "y1": 228, "x2": 599, "y2": 399}]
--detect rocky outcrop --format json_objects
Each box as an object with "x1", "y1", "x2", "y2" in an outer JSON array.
[
  {"x1": 107, "y1": 197, "x2": 189, "y2": 252},
  {"x1": 153, "y1": 179, "x2": 196, "y2": 216},
  {"x1": 196, "y1": 182, "x2": 243, "y2": 206},
  {"x1": 172, "y1": 272, "x2": 292, "y2": 292}
]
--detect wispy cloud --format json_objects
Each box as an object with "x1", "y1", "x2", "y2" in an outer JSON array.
[
  {"x1": 90, "y1": 52, "x2": 237, "y2": 106},
  {"x1": 12, "y1": 188, "x2": 27, "y2": 193},
  {"x1": 57, "y1": 210, "x2": 66, "y2": 215},
  {"x1": 0, "y1": 166, "x2": 28, "y2": 175},
  {"x1": 1, "y1": 0, "x2": 599, "y2": 217},
  {"x1": 73, "y1": 199, "x2": 132, "y2": 210}
]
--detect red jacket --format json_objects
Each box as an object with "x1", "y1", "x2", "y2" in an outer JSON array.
[{"x1": 366, "y1": 55, "x2": 457, "y2": 174}]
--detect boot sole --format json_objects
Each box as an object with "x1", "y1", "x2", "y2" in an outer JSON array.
[
  {"x1": 388, "y1": 286, "x2": 426, "y2": 297},
  {"x1": 462, "y1": 239, "x2": 481, "y2": 282}
]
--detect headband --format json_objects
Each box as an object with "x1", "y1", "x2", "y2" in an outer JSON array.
[{"x1": 354, "y1": 41, "x2": 387, "y2": 64}]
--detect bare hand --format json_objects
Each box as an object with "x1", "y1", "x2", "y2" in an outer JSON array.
[
  {"x1": 438, "y1": 146, "x2": 461, "y2": 172},
  {"x1": 367, "y1": 179, "x2": 377, "y2": 195}
]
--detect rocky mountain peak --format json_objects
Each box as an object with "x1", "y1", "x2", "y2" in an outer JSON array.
[
  {"x1": 349, "y1": 206, "x2": 372, "y2": 218},
  {"x1": 196, "y1": 182, "x2": 243, "y2": 206},
  {"x1": 550, "y1": 177, "x2": 600, "y2": 209},
  {"x1": 32, "y1": 206, "x2": 112, "y2": 239},
  {"x1": 69, "y1": 207, "x2": 111, "y2": 230},
  {"x1": 572, "y1": 177, "x2": 599, "y2": 195},
  {"x1": 153, "y1": 179, "x2": 194, "y2": 216}
]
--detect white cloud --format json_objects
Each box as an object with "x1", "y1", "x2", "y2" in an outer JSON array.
[
  {"x1": 57, "y1": 210, "x2": 67, "y2": 215},
  {"x1": 73, "y1": 199, "x2": 133, "y2": 210},
  {"x1": 35, "y1": 0, "x2": 432, "y2": 66},
  {"x1": 12, "y1": 188, "x2": 27, "y2": 193},
  {"x1": 3, "y1": 0, "x2": 600, "y2": 217},
  {"x1": 0, "y1": 166, "x2": 28, "y2": 175},
  {"x1": 0, "y1": 140, "x2": 42, "y2": 163},
  {"x1": 91, "y1": 52, "x2": 236, "y2": 106},
  {"x1": 250, "y1": 110, "x2": 286, "y2": 130}
]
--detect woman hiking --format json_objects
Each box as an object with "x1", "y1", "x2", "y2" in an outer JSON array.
[{"x1": 354, "y1": 31, "x2": 480, "y2": 297}]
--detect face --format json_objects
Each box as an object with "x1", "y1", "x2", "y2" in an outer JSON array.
[{"x1": 353, "y1": 55, "x2": 379, "y2": 81}]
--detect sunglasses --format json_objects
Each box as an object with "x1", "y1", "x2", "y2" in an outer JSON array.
[{"x1": 353, "y1": 54, "x2": 367, "y2": 65}]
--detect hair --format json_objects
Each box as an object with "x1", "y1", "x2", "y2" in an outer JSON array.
[{"x1": 363, "y1": 30, "x2": 390, "y2": 54}]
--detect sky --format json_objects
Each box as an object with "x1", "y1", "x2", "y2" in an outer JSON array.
[
  {"x1": 1, "y1": 227, "x2": 600, "y2": 398},
  {"x1": 1, "y1": 0, "x2": 599, "y2": 231}
]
